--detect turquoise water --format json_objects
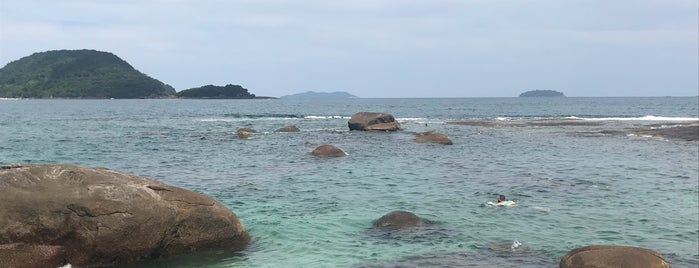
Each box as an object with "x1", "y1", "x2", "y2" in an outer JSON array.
[{"x1": 1, "y1": 97, "x2": 697, "y2": 267}]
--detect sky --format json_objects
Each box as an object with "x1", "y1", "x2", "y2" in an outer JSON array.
[{"x1": 0, "y1": 0, "x2": 697, "y2": 98}]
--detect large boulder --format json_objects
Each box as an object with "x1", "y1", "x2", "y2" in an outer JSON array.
[
  {"x1": 415, "y1": 131, "x2": 453, "y2": 145},
  {"x1": 0, "y1": 164, "x2": 250, "y2": 267},
  {"x1": 560, "y1": 245, "x2": 670, "y2": 268},
  {"x1": 373, "y1": 210, "x2": 425, "y2": 229},
  {"x1": 311, "y1": 144, "x2": 347, "y2": 158},
  {"x1": 348, "y1": 112, "x2": 400, "y2": 131}
]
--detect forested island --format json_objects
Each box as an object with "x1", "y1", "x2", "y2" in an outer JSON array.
[
  {"x1": 519, "y1": 90, "x2": 565, "y2": 97},
  {"x1": 0, "y1": 50, "x2": 175, "y2": 98},
  {"x1": 176, "y1": 84, "x2": 256, "y2": 99}
]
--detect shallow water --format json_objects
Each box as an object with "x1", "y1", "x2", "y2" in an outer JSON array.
[{"x1": 1, "y1": 97, "x2": 697, "y2": 267}]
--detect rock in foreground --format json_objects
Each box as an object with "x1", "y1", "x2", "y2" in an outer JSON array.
[
  {"x1": 560, "y1": 245, "x2": 670, "y2": 268},
  {"x1": 415, "y1": 131, "x2": 453, "y2": 145},
  {"x1": 348, "y1": 112, "x2": 400, "y2": 131},
  {"x1": 0, "y1": 164, "x2": 250, "y2": 267},
  {"x1": 311, "y1": 144, "x2": 347, "y2": 158}
]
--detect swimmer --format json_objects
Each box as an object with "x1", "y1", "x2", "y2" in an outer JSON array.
[
  {"x1": 490, "y1": 195, "x2": 516, "y2": 207},
  {"x1": 495, "y1": 195, "x2": 507, "y2": 206}
]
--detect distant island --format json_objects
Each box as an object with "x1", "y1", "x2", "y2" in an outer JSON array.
[
  {"x1": 176, "y1": 84, "x2": 256, "y2": 99},
  {"x1": 280, "y1": 91, "x2": 358, "y2": 99},
  {"x1": 519, "y1": 90, "x2": 565, "y2": 97},
  {"x1": 0, "y1": 49, "x2": 175, "y2": 98}
]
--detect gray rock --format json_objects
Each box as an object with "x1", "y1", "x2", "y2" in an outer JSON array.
[
  {"x1": 276, "y1": 125, "x2": 300, "y2": 132},
  {"x1": 0, "y1": 164, "x2": 250, "y2": 267},
  {"x1": 415, "y1": 131, "x2": 453, "y2": 145},
  {"x1": 374, "y1": 211, "x2": 425, "y2": 229},
  {"x1": 348, "y1": 112, "x2": 400, "y2": 131},
  {"x1": 311, "y1": 144, "x2": 347, "y2": 158}
]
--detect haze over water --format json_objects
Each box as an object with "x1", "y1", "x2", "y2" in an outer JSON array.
[{"x1": 1, "y1": 97, "x2": 697, "y2": 267}]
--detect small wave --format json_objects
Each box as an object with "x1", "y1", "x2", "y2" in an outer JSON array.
[
  {"x1": 222, "y1": 113, "x2": 304, "y2": 119},
  {"x1": 304, "y1": 115, "x2": 351, "y2": 120},
  {"x1": 570, "y1": 115, "x2": 699, "y2": 121},
  {"x1": 496, "y1": 117, "x2": 512, "y2": 121},
  {"x1": 397, "y1": 117, "x2": 429, "y2": 121}
]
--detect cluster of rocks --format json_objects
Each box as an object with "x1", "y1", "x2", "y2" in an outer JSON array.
[
  {"x1": 236, "y1": 112, "x2": 453, "y2": 159},
  {"x1": 372, "y1": 210, "x2": 671, "y2": 268},
  {"x1": 1, "y1": 164, "x2": 674, "y2": 268},
  {"x1": 2, "y1": 111, "x2": 677, "y2": 267}
]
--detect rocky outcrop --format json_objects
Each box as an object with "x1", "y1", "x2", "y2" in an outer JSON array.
[
  {"x1": 0, "y1": 164, "x2": 250, "y2": 267},
  {"x1": 415, "y1": 131, "x2": 453, "y2": 145},
  {"x1": 560, "y1": 245, "x2": 670, "y2": 268},
  {"x1": 373, "y1": 211, "x2": 425, "y2": 229},
  {"x1": 276, "y1": 125, "x2": 300, "y2": 132},
  {"x1": 311, "y1": 144, "x2": 347, "y2": 158},
  {"x1": 348, "y1": 112, "x2": 400, "y2": 131},
  {"x1": 237, "y1": 128, "x2": 257, "y2": 139}
]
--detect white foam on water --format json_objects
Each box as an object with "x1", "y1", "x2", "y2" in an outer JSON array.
[
  {"x1": 304, "y1": 115, "x2": 351, "y2": 119},
  {"x1": 533, "y1": 207, "x2": 552, "y2": 212},
  {"x1": 496, "y1": 117, "x2": 512, "y2": 121},
  {"x1": 397, "y1": 117, "x2": 429, "y2": 121},
  {"x1": 198, "y1": 117, "x2": 301, "y2": 122}
]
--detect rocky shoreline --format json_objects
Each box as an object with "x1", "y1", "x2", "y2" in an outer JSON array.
[{"x1": 448, "y1": 119, "x2": 698, "y2": 141}]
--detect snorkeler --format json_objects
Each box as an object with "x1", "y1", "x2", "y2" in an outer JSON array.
[{"x1": 492, "y1": 195, "x2": 516, "y2": 207}]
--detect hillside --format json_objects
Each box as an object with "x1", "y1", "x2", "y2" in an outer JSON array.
[
  {"x1": 176, "y1": 84, "x2": 256, "y2": 99},
  {"x1": 0, "y1": 49, "x2": 175, "y2": 98},
  {"x1": 280, "y1": 91, "x2": 358, "y2": 99},
  {"x1": 519, "y1": 90, "x2": 565, "y2": 97}
]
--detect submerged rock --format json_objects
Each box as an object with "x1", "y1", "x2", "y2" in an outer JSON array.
[
  {"x1": 374, "y1": 210, "x2": 425, "y2": 229},
  {"x1": 237, "y1": 128, "x2": 257, "y2": 139},
  {"x1": 560, "y1": 245, "x2": 670, "y2": 268},
  {"x1": 632, "y1": 124, "x2": 698, "y2": 141},
  {"x1": 348, "y1": 112, "x2": 400, "y2": 131},
  {"x1": 276, "y1": 125, "x2": 300, "y2": 132},
  {"x1": 311, "y1": 144, "x2": 347, "y2": 158},
  {"x1": 415, "y1": 131, "x2": 453, "y2": 145},
  {"x1": 0, "y1": 164, "x2": 250, "y2": 267}
]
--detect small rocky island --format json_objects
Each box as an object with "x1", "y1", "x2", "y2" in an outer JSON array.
[
  {"x1": 176, "y1": 84, "x2": 256, "y2": 99},
  {"x1": 519, "y1": 90, "x2": 565, "y2": 97}
]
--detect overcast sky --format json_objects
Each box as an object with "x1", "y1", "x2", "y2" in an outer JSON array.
[{"x1": 1, "y1": 0, "x2": 697, "y2": 97}]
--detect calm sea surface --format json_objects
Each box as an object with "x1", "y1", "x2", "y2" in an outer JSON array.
[{"x1": 1, "y1": 97, "x2": 698, "y2": 267}]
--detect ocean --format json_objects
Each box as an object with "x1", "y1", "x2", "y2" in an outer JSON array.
[{"x1": 1, "y1": 97, "x2": 697, "y2": 267}]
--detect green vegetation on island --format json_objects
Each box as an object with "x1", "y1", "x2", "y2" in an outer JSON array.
[
  {"x1": 0, "y1": 49, "x2": 175, "y2": 98},
  {"x1": 176, "y1": 84, "x2": 256, "y2": 99},
  {"x1": 519, "y1": 90, "x2": 565, "y2": 97}
]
